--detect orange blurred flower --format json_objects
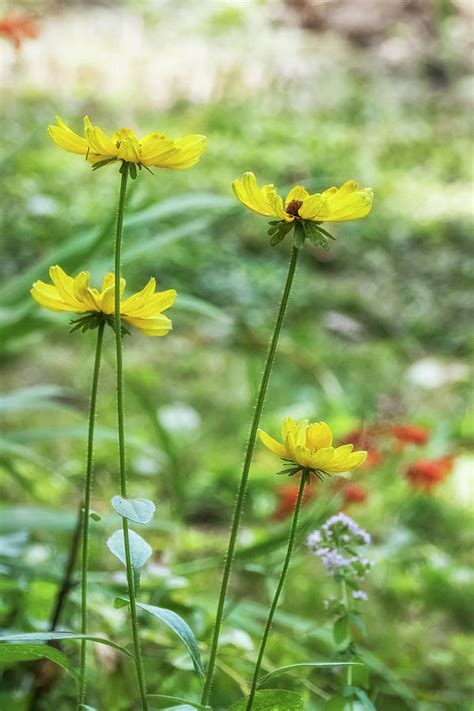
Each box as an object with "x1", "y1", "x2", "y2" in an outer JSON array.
[
  {"x1": 341, "y1": 483, "x2": 369, "y2": 505},
  {"x1": 272, "y1": 483, "x2": 315, "y2": 521},
  {"x1": 392, "y1": 424, "x2": 430, "y2": 447},
  {"x1": 0, "y1": 14, "x2": 38, "y2": 49},
  {"x1": 405, "y1": 457, "x2": 454, "y2": 492}
]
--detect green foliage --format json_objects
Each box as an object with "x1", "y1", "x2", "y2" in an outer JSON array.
[
  {"x1": 137, "y1": 602, "x2": 205, "y2": 678},
  {"x1": 229, "y1": 689, "x2": 304, "y2": 710},
  {"x1": 111, "y1": 496, "x2": 156, "y2": 525}
]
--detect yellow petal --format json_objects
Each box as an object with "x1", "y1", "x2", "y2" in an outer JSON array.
[
  {"x1": 156, "y1": 135, "x2": 207, "y2": 169},
  {"x1": 310, "y1": 447, "x2": 335, "y2": 469},
  {"x1": 294, "y1": 444, "x2": 313, "y2": 467},
  {"x1": 73, "y1": 271, "x2": 99, "y2": 311},
  {"x1": 84, "y1": 116, "x2": 116, "y2": 157},
  {"x1": 294, "y1": 419, "x2": 309, "y2": 446},
  {"x1": 124, "y1": 314, "x2": 173, "y2": 336},
  {"x1": 325, "y1": 182, "x2": 374, "y2": 222},
  {"x1": 47, "y1": 116, "x2": 89, "y2": 155},
  {"x1": 258, "y1": 429, "x2": 288, "y2": 458},
  {"x1": 306, "y1": 422, "x2": 333, "y2": 450},
  {"x1": 285, "y1": 185, "x2": 309, "y2": 204},
  {"x1": 232, "y1": 172, "x2": 287, "y2": 220},
  {"x1": 282, "y1": 417, "x2": 297, "y2": 440},
  {"x1": 298, "y1": 193, "x2": 330, "y2": 221},
  {"x1": 49, "y1": 265, "x2": 81, "y2": 308},
  {"x1": 328, "y1": 450, "x2": 367, "y2": 473},
  {"x1": 31, "y1": 281, "x2": 71, "y2": 312}
]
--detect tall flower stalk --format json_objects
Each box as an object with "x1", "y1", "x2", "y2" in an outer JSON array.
[
  {"x1": 202, "y1": 172, "x2": 373, "y2": 703},
  {"x1": 113, "y1": 162, "x2": 148, "y2": 710},
  {"x1": 245, "y1": 473, "x2": 308, "y2": 709},
  {"x1": 201, "y1": 245, "x2": 300, "y2": 703},
  {"x1": 78, "y1": 320, "x2": 105, "y2": 704}
]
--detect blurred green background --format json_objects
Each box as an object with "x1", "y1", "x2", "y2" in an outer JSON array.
[{"x1": 0, "y1": 0, "x2": 473, "y2": 709}]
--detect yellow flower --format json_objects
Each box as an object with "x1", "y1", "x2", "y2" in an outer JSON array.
[
  {"x1": 258, "y1": 418, "x2": 367, "y2": 477},
  {"x1": 232, "y1": 172, "x2": 373, "y2": 223},
  {"x1": 31, "y1": 266, "x2": 176, "y2": 336},
  {"x1": 48, "y1": 116, "x2": 207, "y2": 170}
]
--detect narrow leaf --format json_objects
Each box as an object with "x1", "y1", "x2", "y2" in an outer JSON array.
[
  {"x1": 147, "y1": 695, "x2": 211, "y2": 710},
  {"x1": 111, "y1": 496, "x2": 156, "y2": 525},
  {"x1": 0, "y1": 643, "x2": 78, "y2": 679},
  {"x1": 258, "y1": 661, "x2": 361, "y2": 687},
  {"x1": 0, "y1": 632, "x2": 132, "y2": 657},
  {"x1": 137, "y1": 602, "x2": 205, "y2": 678}
]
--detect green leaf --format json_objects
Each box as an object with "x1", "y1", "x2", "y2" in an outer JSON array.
[
  {"x1": 78, "y1": 706, "x2": 98, "y2": 711},
  {"x1": 136, "y1": 602, "x2": 205, "y2": 678},
  {"x1": 0, "y1": 643, "x2": 78, "y2": 679},
  {"x1": 89, "y1": 510, "x2": 101, "y2": 522},
  {"x1": 147, "y1": 695, "x2": 211, "y2": 710},
  {"x1": 352, "y1": 687, "x2": 376, "y2": 710},
  {"x1": 229, "y1": 689, "x2": 304, "y2": 711},
  {"x1": 111, "y1": 496, "x2": 156, "y2": 525},
  {"x1": 0, "y1": 632, "x2": 132, "y2": 657},
  {"x1": 323, "y1": 697, "x2": 349, "y2": 711},
  {"x1": 333, "y1": 615, "x2": 350, "y2": 645},
  {"x1": 293, "y1": 221, "x2": 306, "y2": 248},
  {"x1": 257, "y1": 661, "x2": 361, "y2": 687},
  {"x1": 303, "y1": 222, "x2": 331, "y2": 250},
  {"x1": 106, "y1": 529, "x2": 152, "y2": 572},
  {"x1": 350, "y1": 611, "x2": 367, "y2": 637}
]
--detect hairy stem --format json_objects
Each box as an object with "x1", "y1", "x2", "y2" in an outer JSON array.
[
  {"x1": 114, "y1": 163, "x2": 149, "y2": 711},
  {"x1": 201, "y1": 246, "x2": 300, "y2": 704},
  {"x1": 78, "y1": 320, "x2": 105, "y2": 706},
  {"x1": 341, "y1": 578, "x2": 353, "y2": 689},
  {"x1": 245, "y1": 475, "x2": 306, "y2": 709}
]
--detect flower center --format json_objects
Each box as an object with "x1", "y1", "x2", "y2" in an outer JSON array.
[{"x1": 285, "y1": 199, "x2": 303, "y2": 216}]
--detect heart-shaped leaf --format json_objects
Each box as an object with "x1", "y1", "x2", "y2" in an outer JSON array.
[
  {"x1": 137, "y1": 602, "x2": 205, "y2": 678},
  {"x1": 111, "y1": 496, "x2": 156, "y2": 525},
  {"x1": 106, "y1": 529, "x2": 152, "y2": 573},
  {"x1": 229, "y1": 689, "x2": 304, "y2": 711}
]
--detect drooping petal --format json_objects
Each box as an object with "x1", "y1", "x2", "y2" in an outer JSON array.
[
  {"x1": 73, "y1": 271, "x2": 99, "y2": 311},
  {"x1": 47, "y1": 116, "x2": 89, "y2": 155},
  {"x1": 123, "y1": 314, "x2": 173, "y2": 336},
  {"x1": 30, "y1": 281, "x2": 72, "y2": 312},
  {"x1": 156, "y1": 135, "x2": 207, "y2": 169},
  {"x1": 327, "y1": 450, "x2": 367, "y2": 473},
  {"x1": 84, "y1": 116, "x2": 116, "y2": 157},
  {"x1": 49, "y1": 265, "x2": 81, "y2": 308},
  {"x1": 258, "y1": 429, "x2": 288, "y2": 458},
  {"x1": 232, "y1": 172, "x2": 288, "y2": 220},
  {"x1": 324, "y1": 182, "x2": 374, "y2": 222}
]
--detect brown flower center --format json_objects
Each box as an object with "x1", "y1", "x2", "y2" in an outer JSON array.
[{"x1": 285, "y1": 199, "x2": 303, "y2": 216}]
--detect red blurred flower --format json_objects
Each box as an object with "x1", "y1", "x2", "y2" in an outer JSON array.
[
  {"x1": 341, "y1": 483, "x2": 369, "y2": 504},
  {"x1": 392, "y1": 424, "x2": 429, "y2": 447},
  {"x1": 272, "y1": 483, "x2": 314, "y2": 520},
  {"x1": 339, "y1": 428, "x2": 382, "y2": 469},
  {"x1": 0, "y1": 14, "x2": 39, "y2": 49},
  {"x1": 405, "y1": 457, "x2": 454, "y2": 492}
]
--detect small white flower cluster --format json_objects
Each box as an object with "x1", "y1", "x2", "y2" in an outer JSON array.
[{"x1": 307, "y1": 512, "x2": 373, "y2": 596}]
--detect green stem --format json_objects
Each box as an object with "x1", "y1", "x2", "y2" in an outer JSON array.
[
  {"x1": 78, "y1": 320, "x2": 105, "y2": 706},
  {"x1": 201, "y1": 246, "x2": 300, "y2": 705},
  {"x1": 114, "y1": 162, "x2": 149, "y2": 711},
  {"x1": 341, "y1": 578, "x2": 353, "y2": 689},
  {"x1": 245, "y1": 474, "x2": 307, "y2": 710}
]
